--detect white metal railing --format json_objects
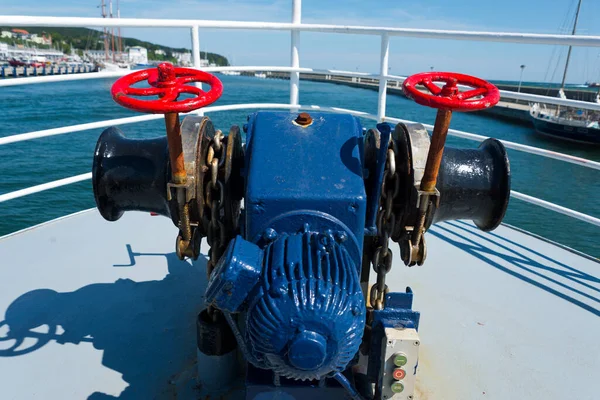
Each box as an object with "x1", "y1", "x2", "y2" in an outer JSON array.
[
  {"x1": 0, "y1": 0, "x2": 599, "y2": 231},
  {"x1": 510, "y1": 191, "x2": 600, "y2": 228},
  {"x1": 0, "y1": 102, "x2": 599, "y2": 228},
  {"x1": 3, "y1": 66, "x2": 600, "y2": 112},
  {"x1": 2, "y1": 100, "x2": 599, "y2": 172},
  {"x1": 0, "y1": 173, "x2": 92, "y2": 203},
  {"x1": 3, "y1": 15, "x2": 600, "y2": 47}
]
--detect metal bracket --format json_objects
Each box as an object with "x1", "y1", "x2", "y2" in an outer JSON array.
[
  {"x1": 415, "y1": 188, "x2": 440, "y2": 209},
  {"x1": 166, "y1": 179, "x2": 195, "y2": 202},
  {"x1": 401, "y1": 188, "x2": 439, "y2": 266}
]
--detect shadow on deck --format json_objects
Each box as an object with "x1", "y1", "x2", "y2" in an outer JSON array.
[
  {"x1": 0, "y1": 246, "x2": 208, "y2": 399},
  {"x1": 430, "y1": 220, "x2": 599, "y2": 317}
]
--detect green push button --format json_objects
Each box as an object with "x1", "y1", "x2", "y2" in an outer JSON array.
[
  {"x1": 393, "y1": 353, "x2": 408, "y2": 367},
  {"x1": 391, "y1": 382, "x2": 405, "y2": 393}
]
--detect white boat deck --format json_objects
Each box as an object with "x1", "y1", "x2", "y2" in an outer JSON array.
[{"x1": 0, "y1": 210, "x2": 598, "y2": 399}]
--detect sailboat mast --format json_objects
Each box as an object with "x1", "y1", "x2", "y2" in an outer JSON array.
[
  {"x1": 109, "y1": 0, "x2": 116, "y2": 62},
  {"x1": 560, "y1": 0, "x2": 582, "y2": 90},
  {"x1": 117, "y1": 0, "x2": 122, "y2": 56},
  {"x1": 101, "y1": 0, "x2": 109, "y2": 61}
]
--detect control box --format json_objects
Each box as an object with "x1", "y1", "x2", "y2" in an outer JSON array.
[{"x1": 381, "y1": 327, "x2": 420, "y2": 399}]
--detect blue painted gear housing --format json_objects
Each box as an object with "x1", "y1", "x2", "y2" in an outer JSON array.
[{"x1": 243, "y1": 111, "x2": 367, "y2": 259}]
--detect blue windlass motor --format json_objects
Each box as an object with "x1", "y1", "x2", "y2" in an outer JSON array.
[
  {"x1": 206, "y1": 111, "x2": 368, "y2": 380},
  {"x1": 207, "y1": 229, "x2": 365, "y2": 380}
]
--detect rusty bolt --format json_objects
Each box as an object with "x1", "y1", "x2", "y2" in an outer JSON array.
[{"x1": 295, "y1": 112, "x2": 313, "y2": 126}]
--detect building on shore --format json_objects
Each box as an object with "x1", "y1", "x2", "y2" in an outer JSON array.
[
  {"x1": 1, "y1": 29, "x2": 52, "y2": 46},
  {"x1": 29, "y1": 34, "x2": 52, "y2": 46},
  {"x1": 172, "y1": 51, "x2": 192, "y2": 66},
  {"x1": 10, "y1": 29, "x2": 29, "y2": 39},
  {"x1": 128, "y1": 46, "x2": 148, "y2": 65}
]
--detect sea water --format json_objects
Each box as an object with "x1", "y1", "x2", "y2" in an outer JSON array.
[{"x1": 0, "y1": 75, "x2": 598, "y2": 257}]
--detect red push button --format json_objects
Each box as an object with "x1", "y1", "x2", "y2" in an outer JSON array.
[{"x1": 393, "y1": 368, "x2": 406, "y2": 380}]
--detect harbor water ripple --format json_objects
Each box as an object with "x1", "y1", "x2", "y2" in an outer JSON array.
[{"x1": 0, "y1": 75, "x2": 598, "y2": 257}]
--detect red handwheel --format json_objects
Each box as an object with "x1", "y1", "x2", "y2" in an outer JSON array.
[
  {"x1": 111, "y1": 62, "x2": 223, "y2": 114},
  {"x1": 402, "y1": 72, "x2": 499, "y2": 111}
]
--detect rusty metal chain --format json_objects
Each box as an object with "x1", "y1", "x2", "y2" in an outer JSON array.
[
  {"x1": 370, "y1": 143, "x2": 400, "y2": 310},
  {"x1": 204, "y1": 129, "x2": 227, "y2": 277}
]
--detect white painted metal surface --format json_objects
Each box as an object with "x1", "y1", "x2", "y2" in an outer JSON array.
[
  {"x1": 191, "y1": 26, "x2": 201, "y2": 71},
  {"x1": 0, "y1": 211, "x2": 597, "y2": 399},
  {"x1": 289, "y1": 0, "x2": 301, "y2": 107},
  {"x1": 190, "y1": 25, "x2": 203, "y2": 94},
  {"x1": 511, "y1": 191, "x2": 600, "y2": 227},
  {"x1": 2, "y1": 15, "x2": 600, "y2": 47},
  {"x1": 0, "y1": 113, "x2": 163, "y2": 145},
  {"x1": 0, "y1": 173, "x2": 92, "y2": 203},
  {"x1": 377, "y1": 34, "x2": 390, "y2": 122}
]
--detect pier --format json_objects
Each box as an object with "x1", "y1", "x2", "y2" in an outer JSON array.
[
  {"x1": 249, "y1": 71, "x2": 599, "y2": 125},
  {"x1": 0, "y1": 65, "x2": 98, "y2": 79}
]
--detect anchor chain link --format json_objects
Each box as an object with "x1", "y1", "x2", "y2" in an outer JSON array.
[
  {"x1": 204, "y1": 129, "x2": 229, "y2": 278},
  {"x1": 370, "y1": 144, "x2": 400, "y2": 310}
]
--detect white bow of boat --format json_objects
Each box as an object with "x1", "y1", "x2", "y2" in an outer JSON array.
[{"x1": 0, "y1": 1, "x2": 599, "y2": 398}]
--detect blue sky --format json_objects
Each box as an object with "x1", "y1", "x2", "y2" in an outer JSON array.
[{"x1": 3, "y1": 0, "x2": 600, "y2": 82}]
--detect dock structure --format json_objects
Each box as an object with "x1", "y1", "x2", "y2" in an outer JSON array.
[
  {"x1": 0, "y1": 65, "x2": 98, "y2": 79},
  {"x1": 253, "y1": 71, "x2": 599, "y2": 125},
  {"x1": 494, "y1": 82, "x2": 600, "y2": 102}
]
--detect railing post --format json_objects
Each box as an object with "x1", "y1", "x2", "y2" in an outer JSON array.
[
  {"x1": 191, "y1": 25, "x2": 201, "y2": 70},
  {"x1": 190, "y1": 25, "x2": 204, "y2": 115},
  {"x1": 290, "y1": 0, "x2": 301, "y2": 108},
  {"x1": 377, "y1": 33, "x2": 390, "y2": 122}
]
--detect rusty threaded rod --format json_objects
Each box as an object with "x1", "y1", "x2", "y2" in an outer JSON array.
[
  {"x1": 420, "y1": 108, "x2": 453, "y2": 192},
  {"x1": 164, "y1": 112, "x2": 187, "y2": 184},
  {"x1": 411, "y1": 195, "x2": 429, "y2": 246}
]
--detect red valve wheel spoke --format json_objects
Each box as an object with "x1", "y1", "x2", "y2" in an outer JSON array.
[
  {"x1": 421, "y1": 79, "x2": 442, "y2": 95},
  {"x1": 402, "y1": 72, "x2": 499, "y2": 112},
  {"x1": 111, "y1": 62, "x2": 223, "y2": 114},
  {"x1": 159, "y1": 88, "x2": 180, "y2": 102},
  {"x1": 178, "y1": 85, "x2": 206, "y2": 96},
  {"x1": 122, "y1": 86, "x2": 164, "y2": 97},
  {"x1": 456, "y1": 87, "x2": 488, "y2": 100}
]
